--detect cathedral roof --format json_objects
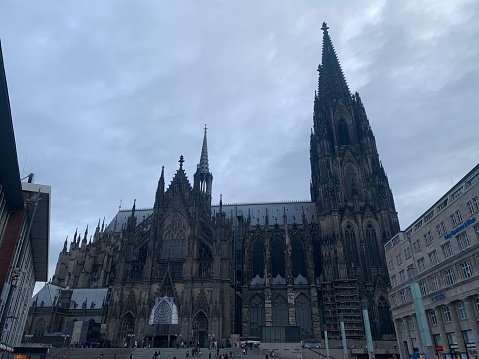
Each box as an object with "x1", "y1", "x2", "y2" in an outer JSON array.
[
  {"x1": 69, "y1": 287, "x2": 108, "y2": 309},
  {"x1": 30, "y1": 283, "x2": 62, "y2": 307},
  {"x1": 213, "y1": 201, "x2": 316, "y2": 225},
  {"x1": 106, "y1": 200, "x2": 316, "y2": 231}
]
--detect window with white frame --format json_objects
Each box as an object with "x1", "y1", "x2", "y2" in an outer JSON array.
[
  {"x1": 405, "y1": 246, "x2": 412, "y2": 259},
  {"x1": 474, "y1": 196, "x2": 479, "y2": 212},
  {"x1": 457, "y1": 301, "x2": 468, "y2": 320},
  {"x1": 388, "y1": 259, "x2": 394, "y2": 270},
  {"x1": 442, "y1": 242, "x2": 454, "y2": 259},
  {"x1": 429, "y1": 250, "x2": 439, "y2": 266},
  {"x1": 419, "y1": 281, "x2": 428, "y2": 296},
  {"x1": 457, "y1": 232, "x2": 470, "y2": 251},
  {"x1": 425, "y1": 230, "x2": 434, "y2": 245},
  {"x1": 459, "y1": 261, "x2": 473, "y2": 278},
  {"x1": 443, "y1": 306, "x2": 452, "y2": 323},
  {"x1": 474, "y1": 225, "x2": 479, "y2": 240},
  {"x1": 429, "y1": 310, "x2": 438, "y2": 326},
  {"x1": 396, "y1": 253, "x2": 403, "y2": 265},
  {"x1": 417, "y1": 258, "x2": 426, "y2": 273},
  {"x1": 437, "y1": 222, "x2": 447, "y2": 236},
  {"x1": 447, "y1": 332, "x2": 457, "y2": 345},
  {"x1": 429, "y1": 275, "x2": 440, "y2": 291},
  {"x1": 450, "y1": 210, "x2": 463, "y2": 226},
  {"x1": 413, "y1": 238, "x2": 422, "y2": 252},
  {"x1": 399, "y1": 270, "x2": 406, "y2": 283},
  {"x1": 467, "y1": 200, "x2": 475, "y2": 215},
  {"x1": 444, "y1": 268, "x2": 456, "y2": 285},
  {"x1": 391, "y1": 275, "x2": 397, "y2": 287}
]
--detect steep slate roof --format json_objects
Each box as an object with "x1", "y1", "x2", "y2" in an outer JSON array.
[
  {"x1": 31, "y1": 283, "x2": 62, "y2": 307},
  {"x1": 106, "y1": 200, "x2": 316, "y2": 232},
  {"x1": 70, "y1": 287, "x2": 108, "y2": 309}
]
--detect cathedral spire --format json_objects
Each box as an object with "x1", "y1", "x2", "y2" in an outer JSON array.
[
  {"x1": 317, "y1": 22, "x2": 351, "y2": 103},
  {"x1": 199, "y1": 124, "x2": 209, "y2": 175}
]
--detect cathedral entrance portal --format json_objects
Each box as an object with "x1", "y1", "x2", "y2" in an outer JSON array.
[{"x1": 193, "y1": 312, "x2": 208, "y2": 347}]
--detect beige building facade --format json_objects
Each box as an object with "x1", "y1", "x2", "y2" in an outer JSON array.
[{"x1": 385, "y1": 164, "x2": 479, "y2": 359}]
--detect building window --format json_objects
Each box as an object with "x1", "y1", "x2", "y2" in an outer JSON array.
[
  {"x1": 460, "y1": 261, "x2": 473, "y2": 278},
  {"x1": 409, "y1": 317, "x2": 415, "y2": 331},
  {"x1": 405, "y1": 246, "x2": 412, "y2": 259},
  {"x1": 419, "y1": 282, "x2": 428, "y2": 296},
  {"x1": 451, "y1": 186, "x2": 464, "y2": 201},
  {"x1": 467, "y1": 200, "x2": 476, "y2": 215},
  {"x1": 424, "y1": 210, "x2": 434, "y2": 223},
  {"x1": 450, "y1": 210, "x2": 463, "y2": 226},
  {"x1": 436, "y1": 222, "x2": 447, "y2": 236},
  {"x1": 473, "y1": 196, "x2": 479, "y2": 212},
  {"x1": 396, "y1": 253, "x2": 403, "y2": 265},
  {"x1": 457, "y1": 302, "x2": 468, "y2": 320},
  {"x1": 457, "y1": 233, "x2": 470, "y2": 251},
  {"x1": 417, "y1": 258, "x2": 426, "y2": 273},
  {"x1": 433, "y1": 334, "x2": 443, "y2": 346},
  {"x1": 399, "y1": 270, "x2": 406, "y2": 284},
  {"x1": 429, "y1": 310, "x2": 438, "y2": 326},
  {"x1": 443, "y1": 306, "x2": 452, "y2": 323},
  {"x1": 388, "y1": 259, "x2": 394, "y2": 270},
  {"x1": 425, "y1": 231, "x2": 434, "y2": 245},
  {"x1": 413, "y1": 239, "x2": 422, "y2": 252},
  {"x1": 429, "y1": 250, "x2": 439, "y2": 266},
  {"x1": 391, "y1": 294, "x2": 397, "y2": 307},
  {"x1": 444, "y1": 268, "x2": 456, "y2": 285},
  {"x1": 447, "y1": 332, "x2": 457, "y2": 345},
  {"x1": 441, "y1": 242, "x2": 454, "y2": 259},
  {"x1": 429, "y1": 275, "x2": 440, "y2": 291},
  {"x1": 474, "y1": 225, "x2": 479, "y2": 240},
  {"x1": 463, "y1": 330, "x2": 474, "y2": 346},
  {"x1": 391, "y1": 275, "x2": 397, "y2": 287},
  {"x1": 437, "y1": 199, "x2": 449, "y2": 213},
  {"x1": 400, "y1": 290, "x2": 407, "y2": 304}
]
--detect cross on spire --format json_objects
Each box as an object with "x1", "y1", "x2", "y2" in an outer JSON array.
[
  {"x1": 204, "y1": 124, "x2": 207, "y2": 134},
  {"x1": 179, "y1": 155, "x2": 185, "y2": 169},
  {"x1": 321, "y1": 22, "x2": 329, "y2": 33}
]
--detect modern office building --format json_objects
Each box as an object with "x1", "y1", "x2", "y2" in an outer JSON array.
[
  {"x1": 0, "y1": 42, "x2": 51, "y2": 355},
  {"x1": 385, "y1": 164, "x2": 479, "y2": 359}
]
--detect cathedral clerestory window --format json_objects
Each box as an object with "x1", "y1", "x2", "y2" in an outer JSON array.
[{"x1": 337, "y1": 119, "x2": 350, "y2": 146}]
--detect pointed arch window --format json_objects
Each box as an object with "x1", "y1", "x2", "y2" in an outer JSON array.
[
  {"x1": 377, "y1": 296, "x2": 394, "y2": 334},
  {"x1": 119, "y1": 313, "x2": 135, "y2": 344},
  {"x1": 198, "y1": 242, "x2": 213, "y2": 277},
  {"x1": 251, "y1": 239, "x2": 265, "y2": 279},
  {"x1": 337, "y1": 119, "x2": 350, "y2": 146},
  {"x1": 344, "y1": 224, "x2": 359, "y2": 267},
  {"x1": 295, "y1": 295, "x2": 313, "y2": 337},
  {"x1": 272, "y1": 295, "x2": 288, "y2": 326},
  {"x1": 291, "y1": 238, "x2": 307, "y2": 278},
  {"x1": 271, "y1": 238, "x2": 286, "y2": 279},
  {"x1": 365, "y1": 223, "x2": 381, "y2": 267},
  {"x1": 162, "y1": 215, "x2": 187, "y2": 260},
  {"x1": 249, "y1": 295, "x2": 265, "y2": 337}
]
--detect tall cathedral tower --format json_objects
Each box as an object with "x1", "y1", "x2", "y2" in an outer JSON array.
[{"x1": 310, "y1": 23, "x2": 400, "y2": 338}]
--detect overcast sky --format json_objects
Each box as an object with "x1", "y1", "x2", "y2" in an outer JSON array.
[{"x1": 1, "y1": 1, "x2": 478, "y2": 289}]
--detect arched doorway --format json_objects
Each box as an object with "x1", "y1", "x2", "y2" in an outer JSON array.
[{"x1": 193, "y1": 312, "x2": 208, "y2": 348}]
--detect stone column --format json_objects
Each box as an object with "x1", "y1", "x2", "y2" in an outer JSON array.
[
  {"x1": 403, "y1": 316, "x2": 413, "y2": 353},
  {"x1": 394, "y1": 319, "x2": 409, "y2": 359},
  {"x1": 449, "y1": 301, "x2": 467, "y2": 355},
  {"x1": 435, "y1": 305, "x2": 451, "y2": 356}
]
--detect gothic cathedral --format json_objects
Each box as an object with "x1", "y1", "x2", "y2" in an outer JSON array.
[{"x1": 29, "y1": 23, "x2": 400, "y2": 347}]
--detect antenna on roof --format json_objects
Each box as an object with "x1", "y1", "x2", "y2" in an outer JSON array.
[{"x1": 448, "y1": 170, "x2": 454, "y2": 186}]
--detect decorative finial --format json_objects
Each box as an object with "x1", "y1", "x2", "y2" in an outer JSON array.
[
  {"x1": 179, "y1": 155, "x2": 185, "y2": 169},
  {"x1": 204, "y1": 124, "x2": 207, "y2": 134},
  {"x1": 321, "y1": 22, "x2": 329, "y2": 33}
]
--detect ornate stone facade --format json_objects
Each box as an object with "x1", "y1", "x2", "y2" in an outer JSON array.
[{"x1": 28, "y1": 23, "x2": 400, "y2": 346}]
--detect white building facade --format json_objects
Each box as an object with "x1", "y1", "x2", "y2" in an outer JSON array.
[{"x1": 385, "y1": 164, "x2": 479, "y2": 359}]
